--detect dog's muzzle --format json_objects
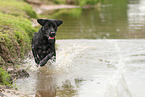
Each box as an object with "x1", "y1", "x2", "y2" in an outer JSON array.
[{"x1": 49, "y1": 32, "x2": 55, "y2": 39}]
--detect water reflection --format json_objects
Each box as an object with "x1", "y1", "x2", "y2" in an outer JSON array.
[
  {"x1": 35, "y1": 68, "x2": 56, "y2": 97},
  {"x1": 128, "y1": 0, "x2": 145, "y2": 38},
  {"x1": 35, "y1": 67, "x2": 78, "y2": 97},
  {"x1": 57, "y1": 80, "x2": 77, "y2": 97},
  {"x1": 40, "y1": 0, "x2": 145, "y2": 39}
]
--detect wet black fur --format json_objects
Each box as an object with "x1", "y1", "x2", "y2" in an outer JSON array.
[{"x1": 31, "y1": 19, "x2": 63, "y2": 66}]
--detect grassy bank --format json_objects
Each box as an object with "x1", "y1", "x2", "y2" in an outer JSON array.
[{"x1": 0, "y1": 0, "x2": 37, "y2": 86}]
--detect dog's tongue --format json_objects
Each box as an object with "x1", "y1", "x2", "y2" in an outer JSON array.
[{"x1": 49, "y1": 36, "x2": 54, "y2": 39}]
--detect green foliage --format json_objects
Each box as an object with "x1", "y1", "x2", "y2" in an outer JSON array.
[
  {"x1": 101, "y1": 0, "x2": 127, "y2": 4},
  {"x1": 0, "y1": 68, "x2": 11, "y2": 86},
  {"x1": 55, "y1": 8, "x2": 82, "y2": 18},
  {"x1": 0, "y1": 0, "x2": 38, "y2": 67},
  {"x1": 0, "y1": 0, "x2": 37, "y2": 18},
  {"x1": 54, "y1": 0, "x2": 66, "y2": 4},
  {"x1": 23, "y1": 4, "x2": 38, "y2": 18},
  {"x1": 0, "y1": 12, "x2": 36, "y2": 64},
  {"x1": 41, "y1": 8, "x2": 82, "y2": 19}
]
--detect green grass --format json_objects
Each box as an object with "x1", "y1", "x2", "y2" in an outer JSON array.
[
  {"x1": 0, "y1": 0, "x2": 37, "y2": 18},
  {"x1": 0, "y1": 12, "x2": 36, "y2": 61},
  {"x1": 0, "y1": 0, "x2": 37, "y2": 69},
  {"x1": 0, "y1": 67, "x2": 12, "y2": 86}
]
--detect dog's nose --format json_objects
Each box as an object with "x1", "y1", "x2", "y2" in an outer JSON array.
[
  {"x1": 51, "y1": 32, "x2": 55, "y2": 34},
  {"x1": 50, "y1": 32, "x2": 56, "y2": 37}
]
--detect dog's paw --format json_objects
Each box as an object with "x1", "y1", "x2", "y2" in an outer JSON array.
[{"x1": 34, "y1": 57, "x2": 40, "y2": 64}]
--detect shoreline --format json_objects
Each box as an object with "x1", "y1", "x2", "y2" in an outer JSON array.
[
  {"x1": 33, "y1": 4, "x2": 80, "y2": 14},
  {"x1": 31, "y1": 4, "x2": 80, "y2": 26}
]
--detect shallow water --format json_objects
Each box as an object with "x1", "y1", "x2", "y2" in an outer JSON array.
[
  {"x1": 50, "y1": 0, "x2": 145, "y2": 39},
  {"x1": 15, "y1": 0, "x2": 145, "y2": 97},
  {"x1": 15, "y1": 39, "x2": 145, "y2": 97}
]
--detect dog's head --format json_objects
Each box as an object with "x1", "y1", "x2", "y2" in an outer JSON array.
[{"x1": 37, "y1": 19, "x2": 63, "y2": 39}]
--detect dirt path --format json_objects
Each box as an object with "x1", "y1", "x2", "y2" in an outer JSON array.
[{"x1": 33, "y1": 4, "x2": 80, "y2": 14}]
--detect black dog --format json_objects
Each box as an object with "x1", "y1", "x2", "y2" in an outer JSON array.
[{"x1": 31, "y1": 19, "x2": 63, "y2": 66}]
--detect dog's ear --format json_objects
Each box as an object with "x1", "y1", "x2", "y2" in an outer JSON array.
[
  {"x1": 37, "y1": 19, "x2": 46, "y2": 26},
  {"x1": 55, "y1": 20, "x2": 63, "y2": 27}
]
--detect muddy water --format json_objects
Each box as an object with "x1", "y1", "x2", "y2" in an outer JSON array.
[{"x1": 14, "y1": 0, "x2": 145, "y2": 97}]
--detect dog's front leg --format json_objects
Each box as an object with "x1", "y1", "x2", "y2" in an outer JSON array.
[
  {"x1": 39, "y1": 52, "x2": 54, "y2": 66},
  {"x1": 32, "y1": 47, "x2": 40, "y2": 64}
]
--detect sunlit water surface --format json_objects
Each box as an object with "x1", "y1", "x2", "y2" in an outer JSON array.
[{"x1": 15, "y1": 39, "x2": 145, "y2": 97}]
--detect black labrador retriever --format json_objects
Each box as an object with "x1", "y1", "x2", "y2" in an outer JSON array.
[{"x1": 31, "y1": 19, "x2": 63, "y2": 66}]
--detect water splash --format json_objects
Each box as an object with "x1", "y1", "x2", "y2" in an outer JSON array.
[
  {"x1": 23, "y1": 56, "x2": 39, "y2": 72},
  {"x1": 55, "y1": 40, "x2": 90, "y2": 70}
]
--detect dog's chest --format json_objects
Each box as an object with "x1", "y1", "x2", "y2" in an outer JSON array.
[
  {"x1": 41, "y1": 38, "x2": 54, "y2": 49},
  {"x1": 41, "y1": 40, "x2": 48, "y2": 49},
  {"x1": 40, "y1": 39, "x2": 49, "y2": 49}
]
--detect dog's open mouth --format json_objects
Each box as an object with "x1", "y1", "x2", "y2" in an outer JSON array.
[{"x1": 49, "y1": 36, "x2": 54, "y2": 39}]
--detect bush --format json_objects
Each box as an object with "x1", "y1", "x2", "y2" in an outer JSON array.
[{"x1": 0, "y1": 68, "x2": 12, "y2": 86}]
